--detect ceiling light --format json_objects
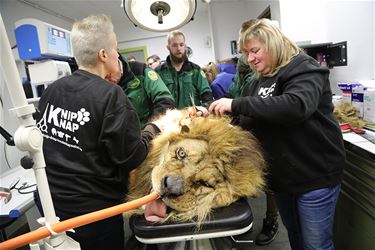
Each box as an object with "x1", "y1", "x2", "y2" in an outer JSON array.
[{"x1": 122, "y1": 0, "x2": 197, "y2": 32}]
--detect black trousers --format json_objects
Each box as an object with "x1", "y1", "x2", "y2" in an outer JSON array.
[{"x1": 34, "y1": 191, "x2": 124, "y2": 250}]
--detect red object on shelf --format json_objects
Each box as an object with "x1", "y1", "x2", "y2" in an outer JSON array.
[{"x1": 340, "y1": 123, "x2": 365, "y2": 134}]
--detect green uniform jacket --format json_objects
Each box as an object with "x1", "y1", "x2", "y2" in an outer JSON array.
[
  {"x1": 226, "y1": 54, "x2": 254, "y2": 98},
  {"x1": 156, "y1": 56, "x2": 213, "y2": 109},
  {"x1": 118, "y1": 57, "x2": 175, "y2": 128}
]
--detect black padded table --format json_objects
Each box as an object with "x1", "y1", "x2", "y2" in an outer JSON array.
[{"x1": 130, "y1": 198, "x2": 253, "y2": 244}]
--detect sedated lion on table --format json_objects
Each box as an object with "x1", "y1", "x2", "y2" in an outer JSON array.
[{"x1": 126, "y1": 109, "x2": 266, "y2": 225}]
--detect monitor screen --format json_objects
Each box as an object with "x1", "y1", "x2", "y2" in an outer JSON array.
[{"x1": 47, "y1": 25, "x2": 72, "y2": 57}]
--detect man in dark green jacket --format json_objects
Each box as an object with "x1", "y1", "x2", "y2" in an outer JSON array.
[
  {"x1": 156, "y1": 30, "x2": 213, "y2": 109},
  {"x1": 225, "y1": 54, "x2": 254, "y2": 99},
  {"x1": 107, "y1": 54, "x2": 175, "y2": 128}
]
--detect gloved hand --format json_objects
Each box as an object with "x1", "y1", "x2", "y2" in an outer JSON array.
[
  {"x1": 151, "y1": 109, "x2": 184, "y2": 134},
  {"x1": 189, "y1": 106, "x2": 209, "y2": 118}
]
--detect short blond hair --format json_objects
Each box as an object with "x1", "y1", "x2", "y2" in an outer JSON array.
[
  {"x1": 167, "y1": 30, "x2": 186, "y2": 44},
  {"x1": 239, "y1": 19, "x2": 258, "y2": 35},
  {"x1": 240, "y1": 18, "x2": 301, "y2": 78},
  {"x1": 72, "y1": 14, "x2": 114, "y2": 68}
]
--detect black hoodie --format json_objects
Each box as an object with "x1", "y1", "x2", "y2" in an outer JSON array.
[
  {"x1": 37, "y1": 69, "x2": 159, "y2": 215},
  {"x1": 232, "y1": 52, "x2": 345, "y2": 193}
]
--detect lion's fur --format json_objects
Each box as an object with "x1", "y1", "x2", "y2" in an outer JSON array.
[{"x1": 126, "y1": 109, "x2": 266, "y2": 225}]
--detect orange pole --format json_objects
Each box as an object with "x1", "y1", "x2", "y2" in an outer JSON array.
[{"x1": 0, "y1": 192, "x2": 158, "y2": 250}]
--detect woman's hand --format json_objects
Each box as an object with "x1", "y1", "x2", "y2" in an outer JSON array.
[{"x1": 208, "y1": 98, "x2": 233, "y2": 116}]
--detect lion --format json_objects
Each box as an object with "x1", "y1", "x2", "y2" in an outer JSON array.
[{"x1": 126, "y1": 109, "x2": 266, "y2": 226}]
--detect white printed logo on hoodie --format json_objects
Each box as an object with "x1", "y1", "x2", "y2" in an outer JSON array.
[
  {"x1": 258, "y1": 83, "x2": 276, "y2": 98},
  {"x1": 37, "y1": 103, "x2": 90, "y2": 151}
]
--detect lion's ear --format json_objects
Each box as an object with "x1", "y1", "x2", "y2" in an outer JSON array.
[{"x1": 181, "y1": 125, "x2": 190, "y2": 133}]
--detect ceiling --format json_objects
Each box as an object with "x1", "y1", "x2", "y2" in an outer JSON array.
[{"x1": 17, "y1": 0, "x2": 239, "y2": 24}]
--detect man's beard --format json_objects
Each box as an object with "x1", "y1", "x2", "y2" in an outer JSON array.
[{"x1": 170, "y1": 53, "x2": 186, "y2": 64}]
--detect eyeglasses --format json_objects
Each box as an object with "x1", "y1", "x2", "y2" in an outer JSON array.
[
  {"x1": 118, "y1": 59, "x2": 123, "y2": 74},
  {"x1": 148, "y1": 61, "x2": 155, "y2": 66}
]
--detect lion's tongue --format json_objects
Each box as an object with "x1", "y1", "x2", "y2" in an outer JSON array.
[{"x1": 144, "y1": 199, "x2": 167, "y2": 222}]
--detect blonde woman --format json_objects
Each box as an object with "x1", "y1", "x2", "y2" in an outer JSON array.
[{"x1": 209, "y1": 19, "x2": 345, "y2": 250}]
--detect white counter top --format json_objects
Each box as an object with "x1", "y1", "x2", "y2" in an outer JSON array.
[
  {"x1": 342, "y1": 129, "x2": 375, "y2": 155},
  {"x1": 0, "y1": 166, "x2": 36, "y2": 217}
]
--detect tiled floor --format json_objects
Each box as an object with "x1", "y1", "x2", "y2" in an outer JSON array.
[{"x1": 231, "y1": 193, "x2": 291, "y2": 250}]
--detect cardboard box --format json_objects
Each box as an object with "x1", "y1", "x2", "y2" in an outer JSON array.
[
  {"x1": 337, "y1": 83, "x2": 362, "y2": 103},
  {"x1": 363, "y1": 89, "x2": 375, "y2": 123},
  {"x1": 352, "y1": 85, "x2": 367, "y2": 118}
]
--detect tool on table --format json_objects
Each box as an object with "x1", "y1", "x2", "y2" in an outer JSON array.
[
  {"x1": 0, "y1": 187, "x2": 12, "y2": 204},
  {"x1": 340, "y1": 123, "x2": 375, "y2": 144}
]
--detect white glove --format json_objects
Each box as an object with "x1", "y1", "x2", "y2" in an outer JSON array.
[
  {"x1": 151, "y1": 110, "x2": 184, "y2": 134},
  {"x1": 189, "y1": 106, "x2": 209, "y2": 117}
]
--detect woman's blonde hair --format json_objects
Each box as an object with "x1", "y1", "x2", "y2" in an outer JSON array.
[
  {"x1": 71, "y1": 14, "x2": 114, "y2": 68},
  {"x1": 240, "y1": 18, "x2": 301, "y2": 78}
]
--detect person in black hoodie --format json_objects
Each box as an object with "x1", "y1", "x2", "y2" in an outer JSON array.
[
  {"x1": 36, "y1": 15, "x2": 161, "y2": 250},
  {"x1": 208, "y1": 19, "x2": 345, "y2": 250}
]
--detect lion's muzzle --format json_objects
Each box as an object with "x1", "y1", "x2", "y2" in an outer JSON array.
[{"x1": 161, "y1": 175, "x2": 184, "y2": 196}]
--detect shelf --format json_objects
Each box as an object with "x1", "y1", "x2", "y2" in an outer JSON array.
[{"x1": 300, "y1": 41, "x2": 347, "y2": 68}]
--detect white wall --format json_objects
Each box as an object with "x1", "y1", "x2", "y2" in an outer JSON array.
[
  {"x1": 209, "y1": 1, "x2": 249, "y2": 61},
  {"x1": 279, "y1": 0, "x2": 329, "y2": 43},
  {"x1": 326, "y1": 0, "x2": 374, "y2": 89},
  {"x1": 279, "y1": 0, "x2": 375, "y2": 93},
  {"x1": 208, "y1": 0, "x2": 280, "y2": 61}
]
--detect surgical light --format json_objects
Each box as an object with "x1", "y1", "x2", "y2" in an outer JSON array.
[{"x1": 122, "y1": 0, "x2": 197, "y2": 32}]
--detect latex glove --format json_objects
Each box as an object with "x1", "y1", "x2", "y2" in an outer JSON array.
[
  {"x1": 151, "y1": 110, "x2": 184, "y2": 134},
  {"x1": 188, "y1": 106, "x2": 209, "y2": 118}
]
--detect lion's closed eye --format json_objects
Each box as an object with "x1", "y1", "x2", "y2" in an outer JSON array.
[{"x1": 194, "y1": 180, "x2": 215, "y2": 189}]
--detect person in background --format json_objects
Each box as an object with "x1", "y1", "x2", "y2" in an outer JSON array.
[
  {"x1": 209, "y1": 19, "x2": 345, "y2": 250},
  {"x1": 226, "y1": 19, "x2": 256, "y2": 99},
  {"x1": 127, "y1": 55, "x2": 136, "y2": 62},
  {"x1": 156, "y1": 30, "x2": 213, "y2": 109},
  {"x1": 226, "y1": 19, "x2": 280, "y2": 246},
  {"x1": 147, "y1": 54, "x2": 161, "y2": 69},
  {"x1": 204, "y1": 62, "x2": 236, "y2": 99},
  {"x1": 36, "y1": 15, "x2": 161, "y2": 250},
  {"x1": 106, "y1": 53, "x2": 175, "y2": 128}
]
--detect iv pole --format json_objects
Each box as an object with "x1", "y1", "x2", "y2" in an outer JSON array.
[{"x1": 0, "y1": 13, "x2": 79, "y2": 249}]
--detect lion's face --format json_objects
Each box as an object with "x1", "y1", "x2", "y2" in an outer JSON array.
[
  {"x1": 152, "y1": 138, "x2": 229, "y2": 212},
  {"x1": 127, "y1": 110, "x2": 266, "y2": 224}
]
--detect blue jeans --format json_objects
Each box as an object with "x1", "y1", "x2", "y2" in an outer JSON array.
[{"x1": 274, "y1": 184, "x2": 341, "y2": 250}]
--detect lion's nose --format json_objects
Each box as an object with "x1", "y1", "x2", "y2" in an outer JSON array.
[{"x1": 161, "y1": 176, "x2": 184, "y2": 196}]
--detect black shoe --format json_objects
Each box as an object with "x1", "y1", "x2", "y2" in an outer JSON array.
[{"x1": 255, "y1": 218, "x2": 279, "y2": 246}]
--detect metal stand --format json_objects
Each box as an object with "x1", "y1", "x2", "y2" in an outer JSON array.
[{"x1": 0, "y1": 13, "x2": 80, "y2": 249}]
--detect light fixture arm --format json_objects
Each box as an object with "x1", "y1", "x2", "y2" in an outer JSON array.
[{"x1": 150, "y1": 1, "x2": 170, "y2": 24}]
